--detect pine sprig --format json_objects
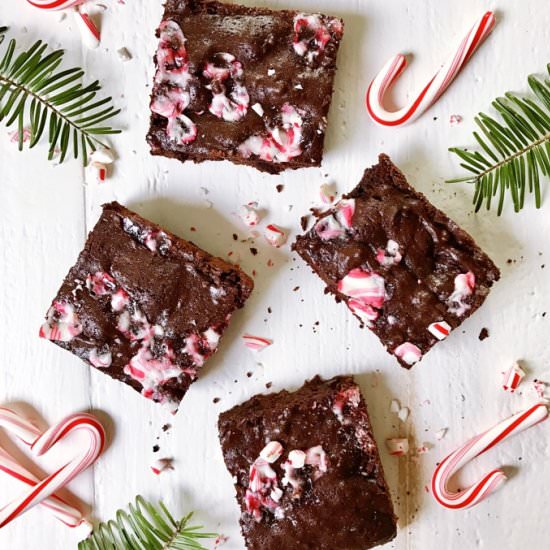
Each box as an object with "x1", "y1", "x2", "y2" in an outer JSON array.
[
  {"x1": 78, "y1": 495, "x2": 219, "y2": 550},
  {"x1": 447, "y1": 63, "x2": 550, "y2": 215},
  {"x1": 0, "y1": 26, "x2": 120, "y2": 164}
]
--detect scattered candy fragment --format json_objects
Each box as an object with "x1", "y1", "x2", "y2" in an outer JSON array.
[
  {"x1": 265, "y1": 224, "x2": 287, "y2": 247},
  {"x1": 533, "y1": 379, "x2": 549, "y2": 400},
  {"x1": 242, "y1": 334, "x2": 272, "y2": 351},
  {"x1": 376, "y1": 239, "x2": 402, "y2": 267},
  {"x1": 394, "y1": 342, "x2": 422, "y2": 365},
  {"x1": 502, "y1": 362, "x2": 526, "y2": 392},
  {"x1": 447, "y1": 271, "x2": 475, "y2": 316},
  {"x1": 251, "y1": 103, "x2": 264, "y2": 117},
  {"x1": 287, "y1": 449, "x2": 306, "y2": 468},
  {"x1": 319, "y1": 183, "x2": 335, "y2": 204},
  {"x1": 90, "y1": 146, "x2": 115, "y2": 164},
  {"x1": 239, "y1": 203, "x2": 260, "y2": 226},
  {"x1": 85, "y1": 161, "x2": 107, "y2": 185},
  {"x1": 389, "y1": 399, "x2": 400, "y2": 413},
  {"x1": 151, "y1": 457, "x2": 174, "y2": 475},
  {"x1": 450, "y1": 114, "x2": 463, "y2": 126},
  {"x1": 428, "y1": 321, "x2": 451, "y2": 340},
  {"x1": 435, "y1": 428, "x2": 448, "y2": 440},
  {"x1": 117, "y1": 47, "x2": 132, "y2": 61},
  {"x1": 397, "y1": 407, "x2": 409, "y2": 423},
  {"x1": 9, "y1": 127, "x2": 31, "y2": 144},
  {"x1": 385, "y1": 438, "x2": 409, "y2": 456}
]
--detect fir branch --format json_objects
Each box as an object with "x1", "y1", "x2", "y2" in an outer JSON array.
[
  {"x1": 447, "y1": 63, "x2": 550, "y2": 215},
  {"x1": 0, "y1": 26, "x2": 120, "y2": 164},
  {"x1": 78, "y1": 495, "x2": 218, "y2": 550}
]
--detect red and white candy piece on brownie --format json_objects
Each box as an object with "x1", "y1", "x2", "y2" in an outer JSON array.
[
  {"x1": 265, "y1": 224, "x2": 287, "y2": 248},
  {"x1": 394, "y1": 342, "x2": 422, "y2": 366},
  {"x1": 338, "y1": 268, "x2": 386, "y2": 310},
  {"x1": 502, "y1": 362, "x2": 526, "y2": 392},
  {"x1": 385, "y1": 438, "x2": 409, "y2": 456},
  {"x1": 428, "y1": 320, "x2": 451, "y2": 340},
  {"x1": 447, "y1": 271, "x2": 476, "y2": 316},
  {"x1": 376, "y1": 239, "x2": 402, "y2": 267},
  {"x1": 259, "y1": 441, "x2": 283, "y2": 463},
  {"x1": 319, "y1": 183, "x2": 335, "y2": 205}
]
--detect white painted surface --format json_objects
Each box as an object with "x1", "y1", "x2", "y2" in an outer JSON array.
[{"x1": 0, "y1": 0, "x2": 549, "y2": 548}]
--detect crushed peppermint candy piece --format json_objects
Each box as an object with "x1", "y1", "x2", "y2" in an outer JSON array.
[
  {"x1": 435, "y1": 428, "x2": 447, "y2": 440},
  {"x1": 85, "y1": 161, "x2": 107, "y2": 185},
  {"x1": 251, "y1": 102, "x2": 264, "y2": 117},
  {"x1": 394, "y1": 342, "x2": 422, "y2": 365},
  {"x1": 338, "y1": 269, "x2": 386, "y2": 309},
  {"x1": 428, "y1": 321, "x2": 451, "y2": 340},
  {"x1": 90, "y1": 146, "x2": 115, "y2": 164},
  {"x1": 376, "y1": 239, "x2": 402, "y2": 267},
  {"x1": 117, "y1": 47, "x2": 132, "y2": 61},
  {"x1": 416, "y1": 444, "x2": 430, "y2": 454},
  {"x1": 265, "y1": 224, "x2": 287, "y2": 247},
  {"x1": 332, "y1": 386, "x2": 360, "y2": 423},
  {"x1": 502, "y1": 362, "x2": 526, "y2": 392},
  {"x1": 447, "y1": 271, "x2": 475, "y2": 316},
  {"x1": 287, "y1": 449, "x2": 306, "y2": 468},
  {"x1": 319, "y1": 183, "x2": 335, "y2": 204},
  {"x1": 239, "y1": 203, "x2": 260, "y2": 226},
  {"x1": 533, "y1": 379, "x2": 549, "y2": 400},
  {"x1": 305, "y1": 445, "x2": 327, "y2": 477},
  {"x1": 385, "y1": 438, "x2": 409, "y2": 456},
  {"x1": 39, "y1": 301, "x2": 82, "y2": 342},
  {"x1": 246, "y1": 456, "x2": 281, "y2": 521},
  {"x1": 151, "y1": 457, "x2": 174, "y2": 475},
  {"x1": 314, "y1": 198, "x2": 355, "y2": 240},
  {"x1": 243, "y1": 334, "x2": 272, "y2": 351},
  {"x1": 9, "y1": 127, "x2": 31, "y2": 144},
  {"x1": 260, "y1": 441, "x2": 283, "y2": 463},
  {"x1": 450, "y1": 114, "x2": 463, "y2": 126},
  {"x1": 89, "y1": 348, "x2": 112, "y2": 368}
]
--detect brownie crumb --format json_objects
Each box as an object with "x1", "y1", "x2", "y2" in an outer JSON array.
[
  {"x1": 161, "y1": 423, "x2": 171, "y2": 432},
  {"x1": 300, "y1": 215, "x2": 309, "y2": 231},
  {"x1": 246, "y1": 371, "x2": 253, "y2": 377},
  {"x1": 250, "y1": 247, "x2": 258, "y2": 256},
  {"x1": 153, "y1": 445, "x2": 160, "y2": 453},
  {"x1": 265, "y1": 382, "x2": 272, "y2": 389},
  {"x1": 276, "y1": 184, "x2": 284, "y2": 193},
  {"x1": 232, "y1": 233, "x2": 238, "y2": 241},
  {"x1": 293, "y1": 286, "x2": 300, "y2": 291},
  {"x1": 213, "y1": 397, "x2": 221, "y2": 404},
  {"x1": 267, "y1": 307, "x2": 272, "y2": 314},
  {"x1": 478, "y1": 327, "x2": 490, "y2": 341}
]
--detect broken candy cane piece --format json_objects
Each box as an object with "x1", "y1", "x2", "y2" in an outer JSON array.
[
  {"x1": 259, "y1": 441, "x2": 283, "y2": 464},
  {"x1": 394, "y1": 342, "x2": 422, "y2": 365},
  {"x1": 432, "y1": 403, "x2": 548, "y2": 509},
  {"x1": 389, "y1": 399, "x2": 401, "y2": 413},
  {"x1": 428, "y1": 320, "x2": 451, "y2": 340},
  {"x1": 450, "y1": 114, "x2": 463, "y2": 126},
  {"x1": 502, "y1": 362, "x2": 526, "y2": 392},
  {"x1": 239, "y1": 203, "x2": 261, "y2": 226},
  {"x1": 447, "y1": 271, "x2": 476, "y2": 316},
  {"x1": 338, "y1": 269, "x2": 386, "y2": 309},
  {"x1": 151, "y1": 457, "x2": 174, "y2": 475},
  {"x1": 386, "y1": 438, "x2": 409, "y2": 456},
  {"x1": 85, "y1": 161, "x2": 107, "y2": 185},
  {"x1": 88, "y1": 348, "x2": 112, "y2": 369},
  {"x1": 90, "y1": 147, "x2": 115, "y2": 164},
  {"x1": 265, "y1": 224, "x2": 287, "y2": 247},
  {"x1": 397, "y1": 407, "x2": 410, "y2": 423},
  {"x1": 242, "y1": 334, "x2": 272, "y2": 351}
]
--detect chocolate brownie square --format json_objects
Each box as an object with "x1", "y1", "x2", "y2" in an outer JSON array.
[
  {"x1": 293, "y1": 154, "x2": 500, "y2": 368},
  {"x1": 146, "y1": 0, "x2": 344, "y2": 174},
  {"x1": 218, "y1": 375, "x2": 397, "y2": 550},
  {"x1": 40, "y1": 202, "x2": 253, "y2": 411}
]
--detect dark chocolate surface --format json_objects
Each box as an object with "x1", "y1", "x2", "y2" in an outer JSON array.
[
  {"x1": 147, "y1": 0, "x2": 343, "y2": 174},
  {"x1": 218, "y1": 375, "x2": 397, "y2": 550},
  {"x1": 293, "y1": 154, "x2": 500, "y2": 368},
  {"x1": 40, "y1": 202, "x2": 253, "y2": 410}
]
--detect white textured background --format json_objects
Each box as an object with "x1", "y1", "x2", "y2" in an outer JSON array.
[{"x1": 1, "y1": 0, "x2": 549, "y2": 548}]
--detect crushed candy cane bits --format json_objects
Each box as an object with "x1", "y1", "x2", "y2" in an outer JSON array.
[
  {"x1": 386, "y1": 438, "x2": 409, "y2": 456},
  {"x1": 242, "y1": 334, "x2": 272, "y2": 351},
  {"x1": 502, "y1": 362, "x2": 526, "y2": 392}
]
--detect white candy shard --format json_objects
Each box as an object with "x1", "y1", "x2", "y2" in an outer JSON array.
[
  {"x1": 319, "y1": 183, "x2": 335, "y2": 204},
  {"x1": 386, "y1": 438, "x2": 409, "y2": 456},
  {"x1": 398, "y1": 407, "x2": 410, "y2": 423},
  {"x1": 287, "y1": 449, "x2": 306, "y2": 468},
  {"x1": 117, "y1": 47, "x2": 132, "y2": 61},
  {"x1": 260, "y1": 441, "x2": 283, "y2": 463},
  {"x1": 85, "y1": 161, "x2": 107, "y2": 185},
  {"x1": 390, "y1": 399, "x2": 401, "y2": 413},
  {"x1": 394, "y1": 342, "x2": 422, "y2": 365},
  {"x1": 239, "y1": 203, "x2": 260, "y2": 226},
  {"x1": 265, "y1": 224, "x2": 287, "y2": 247},
  {"x1": 435, "y1": 428, "x2": 448, "y2": 440},
  {"x1": 251, "y1": 103, "x2": 264, "y2": 117},
  {"x1": 90, "y1": 147, "x2": 115, "y2": 164}
]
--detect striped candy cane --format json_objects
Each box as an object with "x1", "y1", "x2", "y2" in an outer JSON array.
[
  {"x1": 0, "y1": 408, "x2": 105, "y2": 529},
  {"x1": 25, "y1": 1, "x2": 100, "y2": 49},
  {"x1": 432, "y1": 403, "x2": 548, "y2": 509},
  {"x1": 366, "y1": 11, "x2": 496, "y2": 127}
]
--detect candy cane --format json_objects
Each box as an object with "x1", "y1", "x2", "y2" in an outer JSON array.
[
  {"x1": 0, "y1": 408, "x2": 105, "y2": 529},
  {"x1": 366, "y1": 11, "x2": 496, "y2": 127},
  {"x1": 432, "y1": 403, "x2": 548, "y2": 509},
  {"x1": 25, "y1": 1, "x2": 100, "y2": 49}
]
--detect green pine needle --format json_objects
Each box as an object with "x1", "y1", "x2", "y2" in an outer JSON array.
[
  {"x1": 78, "y1": 495, "x2": 219, "y2": 550},
  {"x1": 447, "y1": 63, "x2": 550, "y2": 215},
  {"x1": 0, "y1": 26, "x2": 120, "y2": 164}
]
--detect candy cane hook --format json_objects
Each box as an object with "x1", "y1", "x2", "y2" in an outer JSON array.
[
  {"x1": 366, "y1": 11, "x2": 496, "y2": 127},
  {"x1": 0, "y1": 408, "x2": 105, "y2": 530},
  {"x1": 25, "y1": 1, "x2": 100, "y2": 49},
  {"x1": 432, "y1": 403, "x2": 548, "y2": 510}
]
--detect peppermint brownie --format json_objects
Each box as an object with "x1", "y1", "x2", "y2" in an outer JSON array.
[
  {"x1": 293, "y1": 154, "x2": 500, "y2": 368},
  {"x1": 146, "y1": 0, "x2": 344, "y2": 174},
  {"x1": 218, "y1": 375, "x2": 397, "y2": 550},
  {"x1": 39, "y1": 202, "x2": 253, "y2": 412}
]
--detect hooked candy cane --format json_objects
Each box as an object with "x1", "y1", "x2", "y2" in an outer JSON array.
[
  {"x1": 25, "y1": 1, "x2": 100, "y2": 49},
  {"x1": 431, "y1": 403, "x2": 548, "y2": 509},
  {"x1": 366, "y1": 11, "x2": 496, "y2": 127},
  {"x1": 0, "y1": 407, "x2": 105, "y2": 529}
]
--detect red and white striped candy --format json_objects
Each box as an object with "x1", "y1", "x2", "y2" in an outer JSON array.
[
  {"x1": 428, "y1": 321, "x2": 451, "y2": 340},
  {"x1": 502, "y1": 362, "x2": 526, "y2": 392},
  {"x1": 0, "y1": 408, "x2": 105, "y2": 529},
  {"x1": 264, "y1": 224, "x2": 287, "y2": 248},
  {"x1": 242, "y1": 334, "x2": 272, "y2": 352},
  {"x1": 338, "y1": 268, "x2": 386, "y2": 309},
  {"x1": 366, "y1": 12, "x2": 496, "y2": 126},
  {"x1": 25, "y1": 1, "x2": 100, "y2": 49},
  {"x1": 432, "y1": 403, "x2": 548, "y2": 510},
  {"x1": 394, "y1": 342, "x2": 422, "y2": 365}
]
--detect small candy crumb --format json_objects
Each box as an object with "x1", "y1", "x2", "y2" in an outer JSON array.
[
  {"x1": 450, "y1": 114, "x2": 463, "y2": 126},
  {"x1": 319, "y1": 183, "x2": 335, "y2": 204},
  {"x1": 117, "y1": 47, "x2": 132, "y2": 61},
  {"x1": 502, "y1": 362, "x2": 526, "y2": 392},
  {"x1": 151, "y1": 457, "x2": 174, "y2": 475},
  {"x1": 397, "y1": 407, "x2": 409, "y2": 423},
  {"x1": 435, "y1": 428, "x2": 447, "y2": 440},
  {"x1": 251, "y1": 103, "x2": 264, "y2": 117},
  {"x1": 243, "y1": 334, "x2": 272, "y2": 351},
  {"x1": 386, "y1": 438, "x2": 409, "y2": 456},
  {"x1": 389, "y1": 399, "x2": 400, "y2": 413},
  {"x1": 85, "y1": 161, "x2": 107, "y2": 185},
  {"x1": 90, "y1": 146, "x2": 115, "y2": 164},
  {"x1": 239, "y1": 202, "x2": 260, "y2": 226},
  {"x1": 265, "y1": 224, "x2": 287, "y2": 247},
  {"x1": 533, "y1": 379, "x2": 549, "y2": 399}
]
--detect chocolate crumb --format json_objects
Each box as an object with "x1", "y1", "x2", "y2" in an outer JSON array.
[
  {"x1": 250, "y1": 247, "x2": 258, "y2": 256},
  {"x1": 478, "y1": 327, "x2": 490, "y2": 341},
  {"x1": 153, "y1": 445, "x2": 160, "y2": 453},
  {"x1": 232, "y1": 233, "x2": 238, "y2": 241},
  {"x1": 300, "y1": 215, "x2": 309, "y2": 231},
  {"x1": 267, "y1": 307, "x2": 272, "y2": 314},
  {"x1": 161, "y1": 423, "x2": 171, "y2": 432},
  {"x1": 293, "y1": 286, "x2": 300, "y2": 291},
  {"x1": 276, "y1": 184, "x2": 284, "y2": 193},
  {"x1": 265, "y1": 382, "x2": 272, "y2": 389},
  {"x1": 213, "y1": 397, "x2": 221, "y2": 404},
  {"x1": 246, "y1": 371, "x2": 253, "y2": 378}
]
